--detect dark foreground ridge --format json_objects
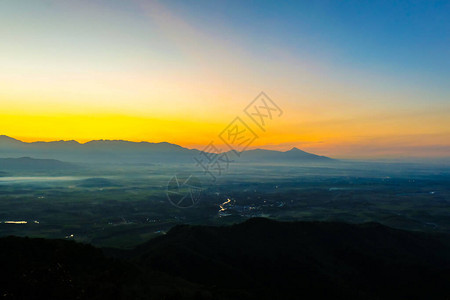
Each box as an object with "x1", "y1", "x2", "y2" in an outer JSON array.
[{"x1": 1, "y1": 218, "x2": 450, "y2": 299}]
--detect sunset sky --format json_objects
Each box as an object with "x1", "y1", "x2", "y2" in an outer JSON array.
[{"x1": 1, "y1": 0, "x2": 449, "y2": 158}]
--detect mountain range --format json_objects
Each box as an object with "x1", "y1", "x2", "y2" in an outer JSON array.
[{"x1": 0, "y1": 135, "x2": 333, "y2": 164}]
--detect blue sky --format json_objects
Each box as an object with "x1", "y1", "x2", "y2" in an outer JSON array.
[{"x1": 164, "y1": 0, "x2": 449, "y2": 89}]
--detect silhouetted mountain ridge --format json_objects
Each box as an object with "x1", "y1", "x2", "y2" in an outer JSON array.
[
  {"x1": 238, "y1": 147, "x2": 332, "y2": 162},
  {"x1": 2, "y1": 219, "x2": 448, "y2": 299},
  {"x1": 130, "y1": 218, "x2": 450, "y2": 300},
  {"x1": 0, "y1": 135, "x2": 333, "y2": 164}
]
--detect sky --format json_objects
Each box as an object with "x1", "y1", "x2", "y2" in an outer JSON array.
[{"x1": 0, "y1": 0, "x2": 449, "y2": 158}]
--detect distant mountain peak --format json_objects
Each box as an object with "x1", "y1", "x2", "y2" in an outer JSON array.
[
  {"x1": 44, "y1": 140, "x2": 81, "y2": 145},
  {"x1": 0, "y1": 135, "x2": 21, "y2": 141},
  {"x1": 287, "y1": 147, "x2": 301, "y2": 152}
]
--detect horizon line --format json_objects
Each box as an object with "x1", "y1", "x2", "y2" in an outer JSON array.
[{"x1": 1, "y1": 135, "x2": 450, "y2": 161}]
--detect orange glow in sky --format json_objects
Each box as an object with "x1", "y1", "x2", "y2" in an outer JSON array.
[{"x1": 1, "y1": 1, "x2": 449, "y2": 158}]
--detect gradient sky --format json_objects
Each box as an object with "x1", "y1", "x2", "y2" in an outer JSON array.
[{"x1": 1, "y1": 0, "x2": 449, "y2": 158}]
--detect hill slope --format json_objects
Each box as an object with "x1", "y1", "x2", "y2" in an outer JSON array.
[
  {"x1": 130, "y1": 218, "x2": 450, "y2": 299},
  {"x1": 1, "y1": 219, "x2": 450, "y2": 299}
]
